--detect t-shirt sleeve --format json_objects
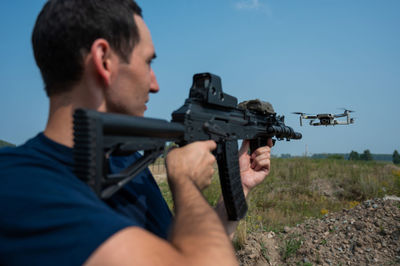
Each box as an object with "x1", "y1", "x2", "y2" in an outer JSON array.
[{"x1": 0, "y1": 162, "x2": 136, "y2": 266}]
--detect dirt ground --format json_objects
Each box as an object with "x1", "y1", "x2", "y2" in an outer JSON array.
[{"x1": 236, "y1": 196, "x2": 400, "y2": 265}]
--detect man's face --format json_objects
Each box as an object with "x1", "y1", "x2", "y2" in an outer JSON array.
[{"x1": 105, "y1": 15, "x2": 159, "y2": 117}]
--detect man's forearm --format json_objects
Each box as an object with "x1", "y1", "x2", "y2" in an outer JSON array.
[{"x1": 168, "y1": 178, "x2": 238, "y2": 266}]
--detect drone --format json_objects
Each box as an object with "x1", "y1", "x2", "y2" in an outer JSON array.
[{"x1": 292, "y1": 109, "x2": 355, "y2": 126}]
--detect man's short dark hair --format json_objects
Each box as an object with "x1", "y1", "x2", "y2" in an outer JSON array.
[{"x1": 32, "y1": 0, "x2": 143, "y2": 96}]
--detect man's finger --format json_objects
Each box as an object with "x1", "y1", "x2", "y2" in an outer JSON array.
[
  {"x1": 267, "y1": 138, "x2": 274, "y2": 147},
  {"x1": 204, "y1": 140, "x2": 217, "y2": 151},
  {"x1": 253, "y1": 158, "x2": 270, "y2": 172}
]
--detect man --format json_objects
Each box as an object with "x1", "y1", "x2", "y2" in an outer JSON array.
[{"x1": 0, "y1": 0, "x2": 272, "y2": 265}]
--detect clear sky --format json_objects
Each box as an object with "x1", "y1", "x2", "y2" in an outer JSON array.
[{"x1": 0, "y1": 0, "x2": 399, "y2": 156}]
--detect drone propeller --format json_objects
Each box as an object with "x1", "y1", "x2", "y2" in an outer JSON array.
[
  {"x1": 292, "y1": 112, "x2": 315, "y2": 116},
  {"x1": 338, "y1": 108, "x2": 355, "y2": 113}
]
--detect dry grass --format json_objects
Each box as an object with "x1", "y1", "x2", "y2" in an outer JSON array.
[{"x1": 151, "y1": 157, "x2": 400, "y2": 248}]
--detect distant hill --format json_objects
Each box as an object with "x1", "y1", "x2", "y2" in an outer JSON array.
[
  {"x1": 0, "y1": 140, "x2": 16, "y2": 148},
  {"x1": 310, "y1": 153, "x2": 392, "y2": 161}
]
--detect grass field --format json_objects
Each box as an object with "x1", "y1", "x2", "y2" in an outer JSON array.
[{"x1": 151, "y1": 157, "x2": 400, "y2": 247}]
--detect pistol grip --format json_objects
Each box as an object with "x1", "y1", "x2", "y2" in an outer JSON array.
[
  {"x1": 249, "y1": 137, "x2": 269, "y2": 154},
  {"x1": 250, "y1": 137, "x2": 275, "y2": 154}
]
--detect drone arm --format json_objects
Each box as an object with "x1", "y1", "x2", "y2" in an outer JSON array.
[{"x1": 334, "y1": 120, "x2": 349, "y2": 125}]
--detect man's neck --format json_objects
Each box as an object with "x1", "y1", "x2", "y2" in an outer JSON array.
[
  {"x1": 44, "y1": 79, "x2": 106, "y2": 148},
  {"x1": 44, "y1": 98, "x2": 75, "y2": 148}
]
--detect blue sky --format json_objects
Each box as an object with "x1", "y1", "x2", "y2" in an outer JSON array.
[{"x1": 0, "y1": 0, "x2": 399, "y2": 156}]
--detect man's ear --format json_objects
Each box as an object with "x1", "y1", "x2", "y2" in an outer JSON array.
[{"x1": 90, "y1": 39, "x2": 115, "y2": 87}]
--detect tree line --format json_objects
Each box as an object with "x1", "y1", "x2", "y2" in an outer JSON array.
[
  {"x1": 349, "y1": 149, "x2": 400, "y2": 165},
  {"x1": 281, "y1": 149, "x2": 400, "y2": 165}
]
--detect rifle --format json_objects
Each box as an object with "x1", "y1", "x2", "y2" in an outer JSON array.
[{"x1": 73, "y1": 73, "x2": 302, "y2": 221}]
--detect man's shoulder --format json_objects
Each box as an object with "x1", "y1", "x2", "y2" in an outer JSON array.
[
  {"x1": 0, "y1": 133, "x2": 90, "y2": 200},
  {"x1": 0, "y1": 142, "x2": 50, "y2": 170},
  {"x1": 0, "y1": 133, "x2": 72, "y2": 169}
]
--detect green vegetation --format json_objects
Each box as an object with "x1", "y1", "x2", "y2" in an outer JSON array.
[
  {"x1": 280, "y1": 234, "x2": 303, "y2": 261},
  {"x1": 348, "y1": 150, "x2": 359, "y2": 161},
  {"x1": 0, "y1": 139, "x2": 15, "y2": 148},
  {"x1": 155, "y1": 157, "x2": 400, "y2": 249},
  {"x1": 326, "y1": 154, "x2": 344, "y2": 160},
  {"x1": 260, "y1": 241, "x2": 270, "y2": 262},
  {"x1": 359, "y1": 149, "x2": 373, "y2": 161},
  {"x1": 348, "y1": 149, "x2": 374, "y2": 161},
  {"x1": 393, "y1": 150, "x2": 400, "y2": 165}
]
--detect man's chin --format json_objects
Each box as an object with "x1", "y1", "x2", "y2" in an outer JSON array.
[
  {"x1": 134, "y1": 109, "x2": 145, "y2": 117},
  {"x1": 126, "y1": 106, "x2": 146, "y2": 117},
  {"x1": 113, "y1": 109, "x2": 144, "y2": 117}
]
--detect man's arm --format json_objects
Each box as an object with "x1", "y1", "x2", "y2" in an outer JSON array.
[
  {"x1": 85, "y1": 140, "x2": 238, "y2": 266},
  {"x1": 216, "y1": 139, "x2": 273, "y2": 238}
]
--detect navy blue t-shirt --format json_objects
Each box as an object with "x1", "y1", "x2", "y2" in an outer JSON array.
[{"x1": 0, "y1": 133, "x2": 172, "y2": 266}]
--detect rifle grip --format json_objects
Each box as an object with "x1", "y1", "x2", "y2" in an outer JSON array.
[
  {"x1": 250, "y1": 137, "x2": 269, "y2": 154},
  {"x1": 216, "y1": 140, "x2": 248, "y2": 221}
]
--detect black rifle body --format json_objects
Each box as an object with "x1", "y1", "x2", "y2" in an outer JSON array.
[{"x1": 73, "y1": 73, "x2": 301, "y2": 220}]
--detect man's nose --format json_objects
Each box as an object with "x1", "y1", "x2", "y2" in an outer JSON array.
[{"x1": 150, "y1": 68, "x2": 159, "y2": 93}]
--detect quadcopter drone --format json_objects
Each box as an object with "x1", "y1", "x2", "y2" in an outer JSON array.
[{"x1": 292, "y1": 109, "x2": 355, "y2": 126}]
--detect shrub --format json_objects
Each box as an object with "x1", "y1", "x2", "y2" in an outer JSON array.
[
  {"x1": 393, "y1": 150, "x2": 400, "y2": 165},
  {"x1": 360, "y1": 149, "x2": 373, "y2": 161},
  {"x1": 348, "y1": 151, "x2": 359, "y2": 161}
]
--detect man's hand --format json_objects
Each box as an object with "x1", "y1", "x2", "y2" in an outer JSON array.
[
  {"x1": 165, "y1": 140, "x2": 217, "y2": 190},
  {"x1": 238, "y1": 139, "x2": 273, "y2": 196}
]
